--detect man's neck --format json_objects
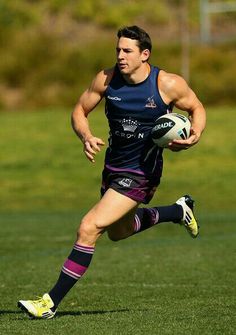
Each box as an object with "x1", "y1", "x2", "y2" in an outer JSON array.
[{"x1": 123, "y1": 63, "x2": 150, "y2": 84}]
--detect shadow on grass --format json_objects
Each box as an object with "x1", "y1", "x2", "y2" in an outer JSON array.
[
  {"x1": 0, "y1": 310, "x2": 23, "y2": 315},
  {"x1": 57, "y1": 308, "x2": 130, "y2": 317},
  {"x1": 0, "y1": 308, "x2": 137, "y2": 318}
]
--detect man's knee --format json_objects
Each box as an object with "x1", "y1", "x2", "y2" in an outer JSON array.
[{"x1": 77, "y1": 216, "x2": 103, "y2": 244}]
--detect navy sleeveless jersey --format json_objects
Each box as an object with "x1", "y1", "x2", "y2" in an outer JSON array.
[{"x1": 104, "y1": 65, "x2": 172, "y2": 177}]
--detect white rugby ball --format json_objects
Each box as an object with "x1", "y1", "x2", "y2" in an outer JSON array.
[{"x1": 151, "y1": 113, "x2": 191, "y2": 148}]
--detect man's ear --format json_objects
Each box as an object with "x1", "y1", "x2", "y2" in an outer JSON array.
[{"x1": 141, "y1": 49, "x2": 150, "y2": 62}]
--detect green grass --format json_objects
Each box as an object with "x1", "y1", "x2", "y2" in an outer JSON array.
[
  {"x1": 1, "y1": 212, "x2": 235, "y2": 334},
  {"x1": 0, "y1": 106, "x2": 235, "y2": 212},
  {"x1": 0, "y1": 106, "x2": 235, "y2": 334}
]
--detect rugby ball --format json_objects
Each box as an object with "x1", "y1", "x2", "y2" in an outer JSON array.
[{"x1": 151, "y1": 113, "x2": 191, "y2": 148}]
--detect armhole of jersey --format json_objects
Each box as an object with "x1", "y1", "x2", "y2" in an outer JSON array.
[{"x1": 156, "y1": 68, "x2": 172, "y2": 110}]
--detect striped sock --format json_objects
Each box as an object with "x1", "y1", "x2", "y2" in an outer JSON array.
[
  {"x1": 133, "y1": 208, "x2": 158, "y2": 233},
  {"x1": 133, "y1": 204, "x2": 183, "y2": 234},
  {"x1": 49, "y1": 244, "x2": 94, "y2": 307}
]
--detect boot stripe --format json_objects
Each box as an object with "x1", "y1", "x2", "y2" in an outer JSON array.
[{"x1": 184, "y1": 212, "x2": 192, "y2": 225}]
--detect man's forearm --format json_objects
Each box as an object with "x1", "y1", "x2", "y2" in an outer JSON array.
[
  {"x1": 71, "y1": 107, "x2": 93, "y2": 143},
  {"x1": 190, "y1": 103, "x2": 206, "y2": 137}
]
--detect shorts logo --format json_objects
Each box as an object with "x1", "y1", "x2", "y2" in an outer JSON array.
[{"x1": 118, "y1": 178, "x2": 133, "y2": 187}]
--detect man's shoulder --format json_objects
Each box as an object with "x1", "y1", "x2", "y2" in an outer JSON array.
[
  {"x1": 159, "y1": 70, "x2": 181, "y2": 86},
  {"x1": 157, "y1": 69, "x2": 188, "y2": 104},
  {"x1": 97, "y1": 67, "x2": 115, "y2": 80},
  {"x1": 159, "y1": 70, "x2": 186, "y2": 94},
  {"x1": 91, "y1": 67, "x2": 115, "y2": 93},
  {"x1": 94, "y1": 67, "x2": 115, "y2": 88}
]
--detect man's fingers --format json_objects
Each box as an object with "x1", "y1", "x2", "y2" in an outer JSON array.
[
  {"x1": 96, "y1": 139, "x2": 105, "y2": 146},
  {"x1": 92, "y1": 139, "x2": 105, "y2": 152},
  {"x1": 84, "y1": 150, "x2": 95, "y2": 163},
  {"x1": 83, "y1": 137, "x2": 105, "y2": 162},
  {"x1": 84, "y1": 142, "x2": 96, "y2": 155},
  {"x1": 85, "y1": 138, "x2": 105, "y2": 152}
]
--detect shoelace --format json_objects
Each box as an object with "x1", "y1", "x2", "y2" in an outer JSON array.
[{"x1": 31, "y1": 296, "x2": 48, "y2": 308}]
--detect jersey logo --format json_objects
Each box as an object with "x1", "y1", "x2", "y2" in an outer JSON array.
[
  {"x1": 107, "y1": 95, "x2": 121, "y2": 101},
  {"x1": 145, "y1": 96, "x2": 157, "y2": 108},
  {"x1": 121, "y1": 118, "x2": 138, "y2": 132}
]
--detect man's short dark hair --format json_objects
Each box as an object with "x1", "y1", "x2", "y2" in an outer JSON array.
[{"x1": 117, "y1": 25, "x2": 152, "y2": 53}]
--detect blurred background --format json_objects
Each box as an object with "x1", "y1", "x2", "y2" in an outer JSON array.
[
  {"x1": 0, "y1": 0, "x2": 236, "y2": 110},
  {"x1": 1, "y1": 3, "x2": 236, "y2": 333},
  {"x1": 0, "y1": 0, "x2": 235, "y2": 213}
]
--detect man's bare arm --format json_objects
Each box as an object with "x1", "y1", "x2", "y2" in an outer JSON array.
[
  {"x1": 71, "y1": 69, "x2": 113, "y2": 162},
  {"x1": 159, "y1": 72, "x2": 206, "y2": 151}
]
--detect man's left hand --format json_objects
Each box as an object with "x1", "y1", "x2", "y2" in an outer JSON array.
[{"x1": 168, "y1": 128, "x2": 201, "y2": 152}]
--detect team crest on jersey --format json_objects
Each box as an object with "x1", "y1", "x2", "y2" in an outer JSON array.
[{"x1": 145, "y1": 96, "x2": 157, "y2": 108}]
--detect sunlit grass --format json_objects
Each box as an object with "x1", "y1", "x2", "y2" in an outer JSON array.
[
  {"x1": 0, "y1": 106, "x2": 235, "y2": 334},
  {"x1": 0, "y1": 106, "x2": 235, "y2": 212}
]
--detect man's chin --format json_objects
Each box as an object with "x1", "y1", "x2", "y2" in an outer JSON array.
[{"x1": 119, "y1": 67, "x2": 129, "y2": 74}]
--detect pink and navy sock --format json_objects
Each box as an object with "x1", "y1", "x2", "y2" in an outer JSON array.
[
  {"x1": 49, "y1": 244, "x2": 94, "y2": 307},
  {"x1": 133, "y1": 204, "x2": 183, "y2": 234}
]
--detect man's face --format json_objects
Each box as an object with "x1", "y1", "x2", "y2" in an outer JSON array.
[{"x1": 116, "y1": 37, "x2": 149, "y2": 75}]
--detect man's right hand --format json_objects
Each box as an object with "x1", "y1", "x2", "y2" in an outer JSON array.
[{"x1": 83, "y1": 136, "x2": 105, "y2": 163}]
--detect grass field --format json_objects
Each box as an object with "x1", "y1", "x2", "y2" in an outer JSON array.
[{"x1": 0, "y1": 106, "x2": 235, "y2": 334}]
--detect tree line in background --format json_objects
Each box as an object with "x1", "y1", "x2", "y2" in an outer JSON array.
[{"x1": 0, "y1": 0, "x2": 235, "y2": 110}]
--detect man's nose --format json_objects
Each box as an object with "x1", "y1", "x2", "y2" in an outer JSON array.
[{"x1": 117, "y1": 50, "x2": 124, "y2": 59}]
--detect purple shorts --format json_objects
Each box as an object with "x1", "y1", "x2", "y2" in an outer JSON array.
[{"x1": 100, "y1": 166, "x2": 161, "y2": 204}]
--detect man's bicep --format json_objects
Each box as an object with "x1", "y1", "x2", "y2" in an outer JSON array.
[
  {"x1": 174, "y1": 89, "x2": 196, "y2": 111},
  {"x1": 159, "y1": 72, "x2": 195, "y2": 110},
  {"x1": 78, "y1": 89, "x2": 103, "y2": 116},
  {"x1": 173, "y1": 78, "x2": 200, "y2": 112},
  {"x1": 77, "y1": 70, "x2": 110, "y2": 115}
]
